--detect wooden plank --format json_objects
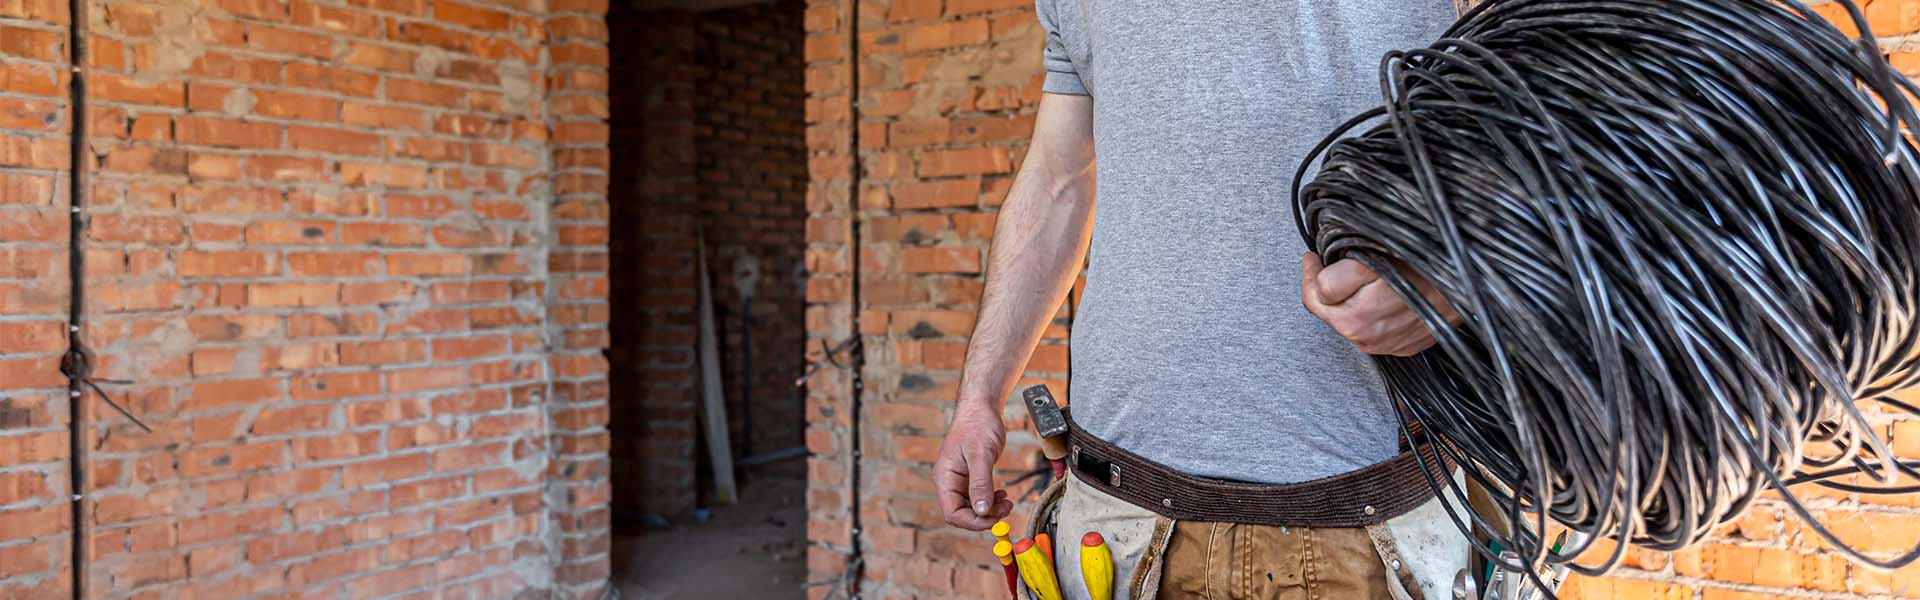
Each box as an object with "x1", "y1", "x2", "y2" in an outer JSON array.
[{"x1": 695, "y1": 238, "x2": 738, "y2": 504}]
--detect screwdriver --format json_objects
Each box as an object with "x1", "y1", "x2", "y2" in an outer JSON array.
[
  {"x1": 993, "y1": 540, "x2": 1019, "y2": 598},
  {"x1": 1080, "y1": 532, "x2": 1113, "y2": 600},
  {"x1": 1013, "y1": 538, "x2": 1063, "y2": 600}
]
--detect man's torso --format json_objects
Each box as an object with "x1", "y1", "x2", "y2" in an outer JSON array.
[{"x1": 1049, "y1": 0, "x2": 1458, "y2": 483}]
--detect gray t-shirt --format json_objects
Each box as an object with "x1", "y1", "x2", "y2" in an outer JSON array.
[{"x1": 1038, "y1": 0, "x2": 1457, "y2": 483}]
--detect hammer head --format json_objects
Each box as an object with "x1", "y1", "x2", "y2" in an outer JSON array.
[{"x1": 1020, "y1": 385, "x2": 1069, "y2": 439}]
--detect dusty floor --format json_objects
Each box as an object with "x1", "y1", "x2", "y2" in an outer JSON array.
[{"x1": 613, "y1": 464, "x2": 807, "y2": 599}]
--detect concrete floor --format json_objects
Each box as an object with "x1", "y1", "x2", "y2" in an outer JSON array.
[{"x1": 613, "y1": 465, "x2": 807, "y2": 599}]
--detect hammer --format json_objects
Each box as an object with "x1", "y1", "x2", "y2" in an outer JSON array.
[{"x1": 1020, "y1": 384, "x2": 1070, "y2": 478}]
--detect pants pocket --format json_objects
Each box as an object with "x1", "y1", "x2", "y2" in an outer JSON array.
[
  {"x1": 1159, "y1": 522, "x2": 1308, "y2": 600},
  {"x1": 1303, "y1": 526, "x2": 1394, "y2": 600}
]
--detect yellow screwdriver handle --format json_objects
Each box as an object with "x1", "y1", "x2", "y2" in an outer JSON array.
[
  {"x1": 1081, "y1": 532, "x2": 1113, "y2": 600},
  {"x1": 1014, "y1": 538, "x2": 1063, "y2": 600}
]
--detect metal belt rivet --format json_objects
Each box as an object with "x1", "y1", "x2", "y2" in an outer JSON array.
[
  {"x1": 1161, "y1": 498, "x2": 1172, "y2": 508},
  {"x1": 1391, "y1": 559, "x2": 1402, "y2": 571},
  {"x1": 1363, "y1": 505, "x2": 1376, "y2": 516}
]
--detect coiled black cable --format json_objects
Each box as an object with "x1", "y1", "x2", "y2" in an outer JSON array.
[{"x1": 1291, "y1": 0, "x2": 1920, "y2": 586}]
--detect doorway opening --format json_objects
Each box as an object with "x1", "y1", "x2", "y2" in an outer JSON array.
[{"x1": 604, "y1": 0, "x2": 811, "y2": 596}]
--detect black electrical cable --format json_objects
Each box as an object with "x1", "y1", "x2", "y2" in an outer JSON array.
[{"x1": 1291, "y1": 0, "x2": 1920, "y2": 589}]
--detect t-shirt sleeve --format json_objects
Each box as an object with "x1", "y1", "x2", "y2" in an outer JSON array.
[{"x1": 1035, "y1": 0, "x2": 1089, "y2": 96}]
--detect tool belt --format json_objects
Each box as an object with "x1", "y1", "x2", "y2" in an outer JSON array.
[{"x1": 1065, "y1": 416, "x2": 1447, "y2": 528}]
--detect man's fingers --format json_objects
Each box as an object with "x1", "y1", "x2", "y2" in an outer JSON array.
[
  {"x1": 1300, "y1": 253, "x2": 1324, "y2": 306},
  {"x1": 990, "y1": 497, "x2": 1015, "y2": 520},
  {"x1": 1316, "y1": 258, "x2": 1381, "y2": 305},
  {"x1": 965, "y1": 450, "x2": 998, "y2": 516},
  {"x1": 937, "y1": 459, "x2": 994, "y2": 530}
]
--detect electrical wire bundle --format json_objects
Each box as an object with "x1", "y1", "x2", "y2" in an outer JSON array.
[{"x1": 1290, "y1": 0, "x2": 1920, "y2": 583}]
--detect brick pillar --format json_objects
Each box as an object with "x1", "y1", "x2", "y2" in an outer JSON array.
[
  {"x1": 801, "y1": 0, "x2": 860, "y2": 596},
  {"x1": 546, "y1": 1, "x2": 614, "y2": 596}
]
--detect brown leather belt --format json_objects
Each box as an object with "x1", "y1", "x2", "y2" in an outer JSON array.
[{"x1": 1066, "y1": 417, "x2": 1445, "y2": 528}]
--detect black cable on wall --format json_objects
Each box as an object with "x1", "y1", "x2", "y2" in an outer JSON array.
[
  {"x1": 63, "y1": 0, "x2": 88, "y2": 594},
  {"x1": 842, "y1": 0, "x2": 867, "y2": 596}
]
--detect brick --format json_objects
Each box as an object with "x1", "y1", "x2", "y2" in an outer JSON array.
[
  {"x1": 0, "y1": 504, "x2": 65, "y2": 540},
  {"x1": 288, "y1": 125, "x2": 384, "y2": 156},
  {"x1": 251, "y1": 155, "x2": 331, "y2": 182},
  {"x1": 181, "y1": 442, "x2": 283, "y2": 477},
  {"x1": 903, "y1": 19, "x2": 990, "y2": 51},
  {"x1": 0, "y1": 136, "x2": 62, "y2": 169},
  {"x1": 892, "y1": 178, "x2": 979, "y2": 209},
  {"x1": 287, "y1": 63, "x2": 379, "y2": 97},
  {"x1": 251, "y1": 405, "x2": 333, "y2": 436},
  {"x1": 343, "y1": 102, "x2": 427, "y2": 131},
  {"x1": 341, "y1": 340, "x2": 427, "y2": 365},
  {"x1": 0, "y1": 24, "x2": 61, "y2": 62},
  {"x1": 292, "y1": 372, "x2": 382, "y2": 401},
  {"x1": 178, "y1": 250, "x2": 276, "y2": 277},
  {"x1": 252, "y1": 89, "x2": 340, "y2": 122},
  {"x1": 188, "y1": 52, "x2": 284, "y2": 84},
  {"x1": 248, "y1": 24, "x2": 338, "y2": 59},
  {"x1": 435, "y1": 1, "x2": 511, "y2": 30},
  {"x1": 918, "y1": 147, "x2": 1011, "y2": 177},
  {"x1": 287, "y1": 547, "x2": 381, "y2": 585},
  {"x1": 289, "y1": 0, "x2": 382, "y2": 37},
  {"x1": 181, "y1": 184, "x2": 283, "y2": 214},
  {"x1": 1867, "y1": 0, "x2": 1920, "y2": 36},
  {"x1": 246, "y1": 220, "x2": 335, "y2": 245},
  {"x1": 388, "y1": 253, "x2": 470, "y2": 276},
  {"x1": 947, "y1": 0, "x2": 1025, "y2": 15},
  {"x1": 901, "y1": 246, "x2": 980, "y2": 273},
  {"x1": 248, "y1": 282, "x2": 340, "y2": 307},
  {"x1": 889, "y1": 0, "x2": 940, "y2": 22},
  {"x1": 286, "y1": 251, "x2": 380, "y2": 277},
  {"x1": 342, "y1": 454, "x2": 429, "y2": 487},
  {"x1": 388, "y1": 79, "x2": 467, "y2": 107},
  {"x1": 177, "y1": 116, "x2": 282, "y2": 150},
  {"x1": 89, "y1": 214, "x2": 181, "y2": 244},
  {"x1": 0, "y1": 540, "x2": 50, "y2": 578}
]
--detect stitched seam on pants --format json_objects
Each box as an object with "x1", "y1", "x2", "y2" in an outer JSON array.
[
  {"x1": 1244, "y1": 523, "x2": 1259, "y2": 600},
  {"x1": 1303, "y1": 528, "x2": 1317, "y2": 599},
  {"x1": 1205, "y1": 522, "x2": 1223, "y2": 600}
]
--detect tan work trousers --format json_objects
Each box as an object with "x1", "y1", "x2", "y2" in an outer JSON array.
[{"x1": 1027, "y1": 471, "x2": 1467, "y2": 600}]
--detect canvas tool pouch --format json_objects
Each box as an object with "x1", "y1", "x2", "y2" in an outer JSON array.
[{"x1": 1019, "y1": 416, "x2": 1467, "y2": 600}]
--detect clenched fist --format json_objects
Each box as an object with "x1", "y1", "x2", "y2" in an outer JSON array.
[
  {"x1": 933, "y1": 403, "x2": 1016, "y2": 530},
  {"x1": 1301, "y1": 252, "x2": 1461, "y2": 357}
]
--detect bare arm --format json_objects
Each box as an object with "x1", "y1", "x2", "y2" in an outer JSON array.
[{"x1": 935, "y1": 92, "x2": 1095, "y2": 530}]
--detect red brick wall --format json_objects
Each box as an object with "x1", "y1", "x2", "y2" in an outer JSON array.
[
  {"x1": 799, "y1": 1, "x2": 1920, "y2": 599},
  {"x1": 0, "y1": 0, "x2": 79, "y2": 596},
  {"x1": 606, "y1": 0, "x2": 806, "y2": 519},
  {"x1": 0, "y1": 0, "x2": 613, "y2": 597}
]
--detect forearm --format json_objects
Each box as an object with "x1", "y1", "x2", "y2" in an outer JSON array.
[{"x1": 956, "y1": 95, "x2": 1096, "y2": 414}]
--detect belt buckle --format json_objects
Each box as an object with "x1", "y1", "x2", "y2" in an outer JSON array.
[{"x1": 1072, "y1": 445, "x2": 1121, "y2": 489}]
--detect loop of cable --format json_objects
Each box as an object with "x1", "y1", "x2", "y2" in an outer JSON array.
[{"x1": 1292, "y1": 0, "x2": 1920, "y2": 585}]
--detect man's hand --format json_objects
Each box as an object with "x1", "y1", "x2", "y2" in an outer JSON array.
[
  {"x1": 934, "y1": 403, "x2": 1015, "y2": 530},
  {"x1": 1301, "y1": 252, "x2": 1461, "y2": 357}
]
